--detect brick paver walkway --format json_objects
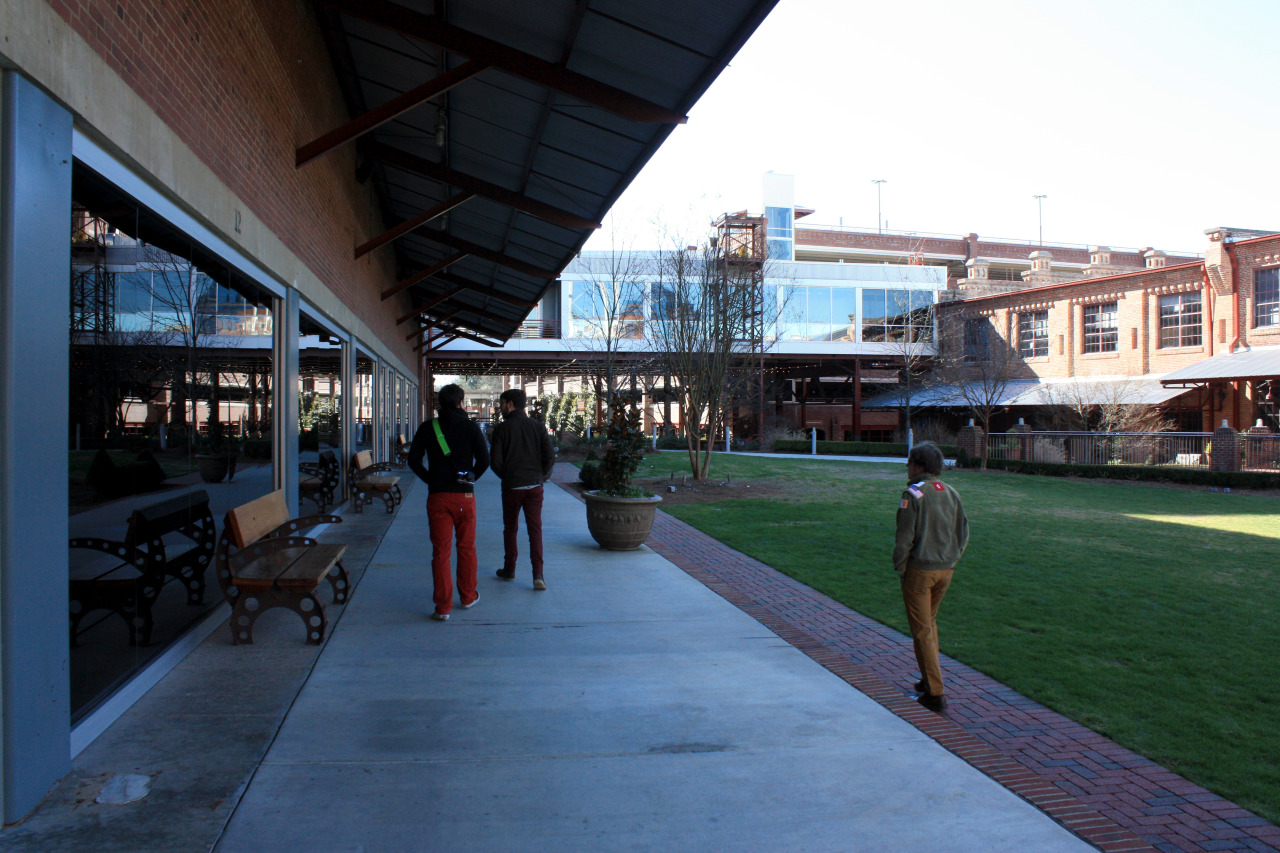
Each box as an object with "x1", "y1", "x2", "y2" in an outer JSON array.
[{"x1": 554, "y1": 465, "x2": 1278, "y2": 853}]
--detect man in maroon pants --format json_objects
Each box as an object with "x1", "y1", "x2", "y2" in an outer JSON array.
[{"x1": 489, "y1": 389, "x2": 555, "y2": 590}]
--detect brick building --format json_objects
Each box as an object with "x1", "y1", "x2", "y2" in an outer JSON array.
[
  {"x1": 0, "y1": 0, "x2": 776, "y2": 821},
  {"x1": 922, "y1": 227, "x2": 1280, "y2": 433}
]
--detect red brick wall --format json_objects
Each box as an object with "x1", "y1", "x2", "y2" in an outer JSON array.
[
  {"x1": 48, "y1": 0, "x2": 414, "y2": 368},
  {"x1": 936, "y1": 262, "x2": 1213, "y2": 381}
]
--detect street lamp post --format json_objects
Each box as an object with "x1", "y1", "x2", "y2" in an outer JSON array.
[
  {"x1": 1033, "y1": 194, "x2": 1047, "y2": 246},
  {"x1": 872, "y1": 179, "x2": 886, "y2": 234}
]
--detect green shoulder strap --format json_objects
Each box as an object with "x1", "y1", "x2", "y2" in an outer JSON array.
[{"x1": 431, "y1": 418, "x2": 452, "y2": 456}]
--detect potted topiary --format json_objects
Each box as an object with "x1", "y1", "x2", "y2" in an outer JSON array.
[
  {"x1": 194, "y1": 429, "x2": 240, "y2": 483},
  {"x1": 583, "y1": 398, "x2": 661, "y2": 550}
]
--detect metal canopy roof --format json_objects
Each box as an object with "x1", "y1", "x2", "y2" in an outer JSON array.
[
  {"x1": 1160, "y1": 346, "x2": 1280, "y2": 385},
  {"x1": 305, "y1": 0, "x2": 779, "y2": 350}
]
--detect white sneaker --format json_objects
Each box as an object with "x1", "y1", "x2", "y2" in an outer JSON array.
[
  {"x1": 430, "y1": 611, "x2": 450, "y2": 621},
  {"x1": 461, "y1": 594, "x2": 479, "y2": 609}
]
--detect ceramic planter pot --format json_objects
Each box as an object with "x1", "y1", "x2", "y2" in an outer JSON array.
[{"x1": 583, "y1": 491, "x2": 662, "y2": 550}]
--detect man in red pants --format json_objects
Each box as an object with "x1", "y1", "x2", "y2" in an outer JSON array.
[
  {"x1": 489, "y1": 389, "x2": 555, "y2": 590},
  {"x1": 407, "y1": 384, "x2": 489, "y2": 621},
  {"x1": 894, "y1": 441, "x2": 969, "y2": 712}
]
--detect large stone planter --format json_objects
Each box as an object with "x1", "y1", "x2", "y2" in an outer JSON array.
[
  {"x1": 583, "y1": 491, "x2": 662, "y2": 551},
  {"x1": 195, "y1": 453, "x2": 237, "y2": 483}
]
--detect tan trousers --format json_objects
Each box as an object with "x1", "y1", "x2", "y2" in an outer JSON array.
[{"x1": 900, "y1": 567, "x2": 954, "y2": 696}]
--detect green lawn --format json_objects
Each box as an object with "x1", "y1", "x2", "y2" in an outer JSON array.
[{"x1": 640, "y1": 451, "x2": 1280, "y2": 824}]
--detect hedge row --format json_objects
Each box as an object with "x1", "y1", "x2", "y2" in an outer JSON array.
[
  {"x1": 959, "y1": 454, "x2": 1280, "y2": 489},
  {"x1": 771, "y1": 440, "x2": 959, "y2": 458}
]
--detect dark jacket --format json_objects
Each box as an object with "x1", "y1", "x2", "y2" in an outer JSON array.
[
  {"x1": 407, "y1": 407, "x2": 490, "y2": 494},
  {"x1": 489, "y1": 410, "x2": 555, "y2": 489},
  {"x1": 893, "y1": 475, "x2": 969, "y2": 575}
]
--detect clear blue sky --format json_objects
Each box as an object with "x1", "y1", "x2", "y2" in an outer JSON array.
[{"x1": 587, "y1": 0, "x2": 1280, "y2": 257}]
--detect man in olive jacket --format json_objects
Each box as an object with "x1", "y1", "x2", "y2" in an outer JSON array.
[
  {"x1": 894, "y1": 441, "x2": 969, "y2": 712},
  {"x1": 407, "y1": 384, "x2": 489, "y2": 621},
  {"x1": 489, "y1": 389, "x2": 555, "y2": 590}
]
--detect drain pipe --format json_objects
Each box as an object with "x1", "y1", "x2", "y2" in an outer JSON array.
[
  {"x1": 1224, "y1": 240, "x2": 1241, "y2": 354},
  {"x1": 1203, "y1": 268, "x2": 1214, "y2": 358}
]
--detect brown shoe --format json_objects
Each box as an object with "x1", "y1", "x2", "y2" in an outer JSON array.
[{"x1": 917, "y1": 692, "x2": 947, "y2": 712}]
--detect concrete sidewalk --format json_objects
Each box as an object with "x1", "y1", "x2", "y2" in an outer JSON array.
[{"x1": 207, "y1": 475, "x2": 1089, "y2": 852}]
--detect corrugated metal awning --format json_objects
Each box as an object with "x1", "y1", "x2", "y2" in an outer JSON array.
[
  {"x1": 1160, "y1": 346, "x2": 1280, "y2": 385},
  {"x1": 864, "y1": 377, "x2": 1190, "y2": 409},
  {"x1": 304, "y1": 0, "x2": 781, "y2": 347}
]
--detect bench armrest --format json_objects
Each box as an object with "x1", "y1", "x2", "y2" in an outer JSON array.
[{"x1": 226, "y1": 534, "x2": 317, "y2": 573}]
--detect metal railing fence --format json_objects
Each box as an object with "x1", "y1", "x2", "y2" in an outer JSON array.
[
  {"x1": 983, "y1": 431, "x2": 1280, "y2": 472},
  {"x1": 985, "y1": 431, "x2": 1212, "y2": 468}
]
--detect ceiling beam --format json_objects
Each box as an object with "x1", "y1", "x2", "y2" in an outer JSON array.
[
  {"x1": 313, "y1": 0, "x2": 687, "y2": 126},
  {"x1": 417, "y1": 333, "x2": 459, "y2": 352},
  {"x1": 395, "y1": 274, "x2": 540, "y2": 326},
  {"x1": 368, "y1": 142, "x2": 598, "y2": 231},
  {"x1": 411, "y1": 318, "x2": 500, "y2": 349},
  {"x1": 401, "y1": 227, "x2": 558, "y2": 280},
  {"x1": 381, "y1": 251, "x2": 469, "y2": 301},
  {"x1": 296, "y1": 60, "x2": 488, "y2": 167},
  {"x1": 357, "y1": 192, "x2": 475, "y2": 259}
]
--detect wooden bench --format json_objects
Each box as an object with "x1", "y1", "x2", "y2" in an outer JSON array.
[
  {"x1": 87, "y1": 448, "x2": 167, "y2": 498},
  {"x1": 69, "y1": 490, "x2": 216, "y2": 646},
  {"x1": 298, "y1": 449, "x2": 340, "y2": 512},
  {"x1": 216, "y1": 490, "x2": 350, "y2": 645},
  {"x1": 350, "y1": 449, "x2": 402, "y2": 514},
  {"x1": 394, "y1": 433, "x2": 411, "y2": 468}
]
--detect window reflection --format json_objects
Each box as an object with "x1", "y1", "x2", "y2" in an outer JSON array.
[{"x1": 68, "y1": 174, "x2": 276, "y2": 721}]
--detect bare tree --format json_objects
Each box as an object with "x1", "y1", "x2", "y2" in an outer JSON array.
[
  {"x1": 868, "y1": 241, "x2": 940, "y2": 445},
  {"x1": 933, "y1": 311, "x2": 1022, "y2": 468},
  {"x1": 145, "y1": 243, "x2": 218, "y2": 438},
  {"x1": 1035, "y1": 378, "x2": 1173, "y2": 433},
  {"x1": 567, "y1": 218, "x2": 652, "y2": 413},
  {"x1": 648, "y1": 237, "x2": 773, "y2": 480}
]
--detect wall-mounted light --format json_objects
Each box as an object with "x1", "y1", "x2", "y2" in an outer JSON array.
[
  {"x1": 435, "y1": 115, "x2": 447, "y2": 149},
  {"x1": 1217, "y1": 388, "x2": 1228, "y2": 407}
]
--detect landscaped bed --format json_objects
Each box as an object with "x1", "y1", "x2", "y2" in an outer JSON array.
[{"x1": 598, "y1": 451, "x2": 1280, "y2": 825}]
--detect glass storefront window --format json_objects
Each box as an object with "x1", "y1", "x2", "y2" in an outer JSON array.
[{"x1": 68, "y1": 169, "x2": 277, "y2": 720}]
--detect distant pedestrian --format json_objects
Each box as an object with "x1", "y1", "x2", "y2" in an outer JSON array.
[
  {"x1": 894, "y1": 441, "x2": 969, "y2": 712},
  {"x1": 489, "y1": 389, "x2": 555, "y2": 590},
  {"x1": 407, "y1": 384, "x2": 490, "y2": 621}
]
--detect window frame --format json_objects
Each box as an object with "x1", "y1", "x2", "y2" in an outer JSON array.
[
  {"x1": 1256, "y1": 267, "x2": 1280, "y2": 328},
  {"x1": 1082, "y1": 301, "x2": 1118, "y2": 354},
  {"x1": 1017, "y1": 309, "x2": 1048, "y2": 358},
  {"x1": 1158, "y1": 292, "x2": 1203, "y2": 348}
]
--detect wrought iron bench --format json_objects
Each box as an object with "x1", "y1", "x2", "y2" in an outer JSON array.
[
  {"x1": 298, "y1": 449, "x2": 340, "y2": 512},
  {"x1": 350, "y1": 449, "x2": 402, "y2": 514},
  {"x1": 69, "y1": 489, "x2": 216, "y2": 646}
]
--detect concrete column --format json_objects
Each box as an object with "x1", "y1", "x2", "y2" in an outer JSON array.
[
  {"x1": 0, "y1": 72, "x2": 74, "y2": 822},
  {"x1": 273, "y1": 288, "x2": 300, "y2": 514}
]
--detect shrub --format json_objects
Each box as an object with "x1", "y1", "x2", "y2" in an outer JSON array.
[
  {"x1": 656, "y1": 434, "x2": 687, "y2": 450},
  {"x1": 579, "y1": 459, "x2": 604, "y2": 490}
]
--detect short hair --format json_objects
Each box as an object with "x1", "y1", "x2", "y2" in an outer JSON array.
[
  {"x1": 908, "y1": 441, "x2": 944, "y2": 476},
  {"x1": 436, "y1": 383, "x2": 465, "y2": 410},
  {"x1": 499, "y1": 389, "x2": 527, "y2": 409}
]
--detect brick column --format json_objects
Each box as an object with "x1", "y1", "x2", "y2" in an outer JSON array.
[
  {"x1": 958, "y1": 421, "x2": 985, "y2": 463},
  {"x1": 1209, "y1": 420, "x2": 1240, "y2": 473},
  {"x1": 1008, "y1": 418, "x2": 1032, "y2": 461},
  {"x1": 1245, "y1": 419, "x2": 1275, "y2": 471}
]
